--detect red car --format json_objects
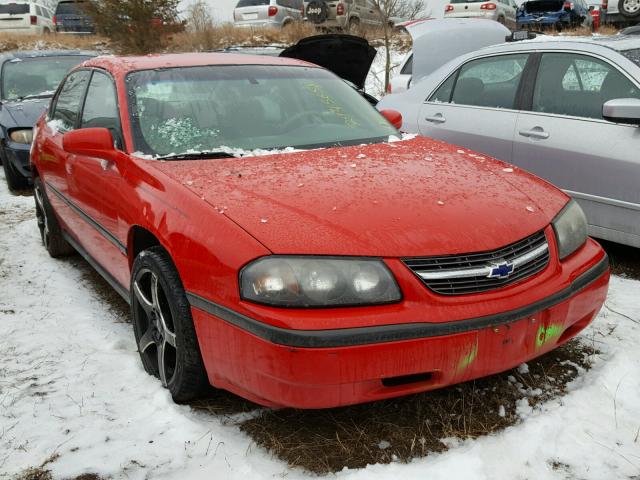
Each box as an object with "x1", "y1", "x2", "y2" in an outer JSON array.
[{"x1": 31, "y1": 53, "x2": 609, "y2": 409}]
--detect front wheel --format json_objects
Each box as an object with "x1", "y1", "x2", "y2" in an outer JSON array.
[
  {"x1": 131, "y1": 247, "x2": 208, "y2": 403},
  {"x1": 33, "y1": 177, "x2": 75, "y2": 257}
]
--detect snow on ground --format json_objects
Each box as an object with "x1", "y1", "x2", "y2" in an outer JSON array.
[
  {"x1": 366, "y1": 46, "x2": 408, "y2": 99},
  {"x1": 1, "y1": 169, "x2": 639, "y2": 480}
]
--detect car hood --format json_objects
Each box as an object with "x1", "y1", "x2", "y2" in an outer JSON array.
[
  {"x1": 149, "y1": 137, "x2": 568, "y2": 257},
  {"x1": 0, "y1": 97, "x2": 50, "y2": 128},
  {"x1": 279, "y1": 34, "x2": 376, "y2": 90},
  {"x1": 402, "y1": 19, "x2": 510, "y2": 83}
]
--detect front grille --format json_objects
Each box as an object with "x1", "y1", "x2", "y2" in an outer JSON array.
[{"x1": 403, "y1": 231, "x2": 550, "y2": 295}]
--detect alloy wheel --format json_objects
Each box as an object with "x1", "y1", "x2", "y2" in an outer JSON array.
[
  {"x1": 623, "y1": 0, "x2": 640, "y2": 13},
  {"x1": 34, "y1": 183, "x2": 50, "y2": 249},
  {"x1": 133, "y1": 268, "x2": 178, "y2": 386}
]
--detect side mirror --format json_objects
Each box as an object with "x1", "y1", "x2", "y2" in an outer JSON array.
[
  {"x1": 380, "y1": 109, "x2": 403, "y2": 130},
  {"x1": 63, "y1": 128, "x2": 117, "y2": 157},
  {"x1": 603, "y1": 98, "x2": 640, "y2": 125}
]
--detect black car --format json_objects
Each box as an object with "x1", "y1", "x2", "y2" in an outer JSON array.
[
  {"x1": 0, "y1": 50, "x2": 95, "y2": 190},
  {"x1": 54, "y1": 0, "x2": 95, "y2": 34}
]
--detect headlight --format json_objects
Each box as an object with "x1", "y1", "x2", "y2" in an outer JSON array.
[
  {"x1": 9, "y1": 129, "x2": 33, "y2": 144},
  {"x1": 552, "y1": 200, "x2": 588, "y2": 260},
  {"x1": 240, "y1": 257, "x2": 402, "y2": 307}
]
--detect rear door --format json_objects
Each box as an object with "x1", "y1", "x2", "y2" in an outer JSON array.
[
  {"x1": 234, "y1": 0, "x2": 269, "y2": 22},
  {"x1": 513, "y1": 52, "x2": 640, "y2": 246},
  {"x1": 0, "y1": 3, "x2": 31, "y2": 31},
  {"x1": 419, "y1": 53, "x2": 531, "y2": 163}
]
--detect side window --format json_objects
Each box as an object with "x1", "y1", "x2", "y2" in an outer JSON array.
[
  {"x1": 428, "y1": 73, "x2": 457, "y2": 103},
  {"x1": 532, "y1": 53, "x2": 640, "y2": 120},
  {"x1": 450, "y1": 54, "x2": 529, "y2": 109},
  {"x1": 36, "y1": 6, "x2": 43, "y2": 16},
  {"x1": 81, "y1": 71, "x2": 122, "y2": 147},
  {"x1": 51, "y1": 70, "x2": 91, "y2": 131},
  {"x1": 400, "y1": 54, "x2": 413, "y2": 75}
]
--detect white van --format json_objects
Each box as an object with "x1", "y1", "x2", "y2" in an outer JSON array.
[{"x1": 0, "y1": 2, "x2": 55, "y2": 35}]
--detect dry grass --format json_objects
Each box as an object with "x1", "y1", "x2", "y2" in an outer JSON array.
[
  {"x1": 240, "y1": 340, "x2": 598, "y2": 474},
  {"x1": 0, "y1": 33, "x2": 109, "y2": 53}
]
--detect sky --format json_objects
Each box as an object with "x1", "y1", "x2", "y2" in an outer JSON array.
[{"x1": 180, "y1": 0, "x2": 237, "y2": 22}]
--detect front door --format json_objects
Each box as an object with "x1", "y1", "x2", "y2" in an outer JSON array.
[
  {"x1": 513, "y1": 52, "x2": 640, "y2": 247},
  {"x1": 419, "y1": 53, "x2": 530, "y2": 163}
]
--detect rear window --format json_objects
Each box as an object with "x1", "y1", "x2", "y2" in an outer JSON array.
[
  {"x1": 236, "y1": 0, "x2": 270, "y2": 6},
  {"x1": 0, "y1": 3, "x2": 29, "y2": 14},
  {"x1": 55, "y1": 1, "x2": 84, "y2": 15},
  {"x1": 621, "y1": 48, "x2": 640, "y2": 67}
]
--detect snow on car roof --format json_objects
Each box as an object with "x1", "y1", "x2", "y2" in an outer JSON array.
[{"x1": 83, "y1": 52, "x2": 315, "y2": 74}]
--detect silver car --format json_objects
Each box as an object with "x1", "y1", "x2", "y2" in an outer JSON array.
[
  {"x1": 304, "y1": 0, "x2": 385, "y2": 30},
  {"x1": 233, "y1": 0, "x2": 304, "y2": 28},
  {"x1": 379, "y1": 36, "x2": 640, "y2": 248},
  {"x1": 445, "y1": 0, "x2": 518, "y2": 29}
]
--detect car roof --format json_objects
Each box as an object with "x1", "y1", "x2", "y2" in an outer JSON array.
[
  {"x1": 476, "y1": 34, "x2": 640, "y2": 56},
  {"x1": 83, "y1": 52, "x2": 314, "y2": 73}
]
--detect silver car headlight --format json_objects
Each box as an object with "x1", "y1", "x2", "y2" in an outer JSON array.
[
  {"x1": 552, "y1": 200, "x2": 588, "y2": 260},
  {"x1": 240, "y1": 257, "x2": 402, "y2": 307},
  {"x1": 9, "y1": 128, "x2": 33, "y2": 144}
]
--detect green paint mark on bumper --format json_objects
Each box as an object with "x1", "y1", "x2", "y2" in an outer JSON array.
[
  {"x1": 457, "y1": 340, "x2": 479, "y2": 372},
  {"x1": 536, "y1": 323, "x2": 564, "y2": 348}
]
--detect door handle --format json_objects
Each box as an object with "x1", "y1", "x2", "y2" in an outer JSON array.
[
  {"x1": 518, "y1": 128, "x2": 549, "y2": 139},
  {"x1": 425, "y1": 113, "x2": 446, "y2": 124}
]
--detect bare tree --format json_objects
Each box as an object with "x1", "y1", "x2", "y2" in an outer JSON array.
[
  {"x1": 187, "y1": 0, "x2": 214, "y2": 32},
  {"x1": 370, "y1": 0, "x2": 425, "y2": 91},
  {"x1": 83, "y1": 0, "x2": 184, "y2": 54}
]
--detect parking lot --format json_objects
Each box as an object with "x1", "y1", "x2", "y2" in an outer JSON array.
[{"x1": 1, "y1": 170, "x2": 639, "y2": 480}]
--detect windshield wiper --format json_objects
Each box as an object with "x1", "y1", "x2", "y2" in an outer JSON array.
[
  {"x1": 14, "y1": 93, "x2": 53, "y2": 102},
  {"x1": 155, "y1": 151, "x2": 235, "y2": 161}
]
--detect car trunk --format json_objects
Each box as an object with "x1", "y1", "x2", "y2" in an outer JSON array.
[
  {"x1": 523, "y1": 0, "x2": 565, "y2": 13},
  {"x1": 450, "y1": 0, "x2": 495, "y2": 14},
  {"x1": 234, "y1": 0, "x2": 270, "y2": 22},
  {"x1": 0, "y1": 3, "x2": 31, "y2": 30}
]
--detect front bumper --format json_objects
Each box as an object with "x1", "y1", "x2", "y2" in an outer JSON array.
[
  {"x1": 2, "y1": 141, "x2": 31, "y2": 181},
  {"x1": 190, "y1": 234, "x2": 609, "y2": 409}
]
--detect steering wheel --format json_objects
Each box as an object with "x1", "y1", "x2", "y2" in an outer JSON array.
[{"x1": 280, "y1": 111, "x2": 325, "y2": 132}]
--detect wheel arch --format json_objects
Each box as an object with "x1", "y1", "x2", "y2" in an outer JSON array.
[{"x1": 128, "y1": 225, "x2": 164, "y2": 270}]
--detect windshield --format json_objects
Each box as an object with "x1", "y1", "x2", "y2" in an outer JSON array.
[
  {"x1": 621, "y1": 48, "x2": 640, "y2": 67},
  {"x1": 1, "y1": 56, "x2": 91, "y2": 101},
  {"x1": 126, "y1": 65, "x2": 398, "y2": 157},
  {"x1": 236, "y1": 0, "x2": 270, "y2": 7},
  {"x1": 0, "y1": 3, "x2": 29, "y2": 14},
  {"x1": 55, "y1": 1, "x2": 84, "y2": 15}
]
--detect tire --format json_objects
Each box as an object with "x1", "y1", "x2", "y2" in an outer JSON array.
[
  {"x1": 498, "y1": 15, "x2": 506, "y2": 25},
  {"x1": 619, "y1": 0, "x2": 640, "y2": 18},
  {"x1": 2, "y1": 152, "x2": 29, "y2": 191},
  {"x1": 131, "y1": 246, "x2": 208, "y2": 403},
  {"x1": 306, "y1": 0, "x2": 329, "y2": 24},
  {"x1": 33, "y1": 177, "x2": 75, "y2": 257}
]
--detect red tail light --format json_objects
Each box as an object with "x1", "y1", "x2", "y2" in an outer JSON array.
[
  {"x1": 336, "y1": 3, "x2": 345, "y2": 15},
  {"x1": 481, "y1": 3, "x2": 497, "y2": 9},
  {"x1": 268, "y1": 5, "x2": 278, "y2": 16},
  {"x1": 386, "y1": 83, "x2": 392, "y2": 94},
  {"x1": 602, "y1": 0, "x2": 608, "y2": 8},
  {"x1": 30, "y1": 15, "x2": 37, "y2": 25},
  {"x1": 563, "y1": 1, "x2": 573, "y2": 9},
  {"x1": 52, "y1": 15, "x2": 57, "y2": 25},
  {"x1": 445, "y1": 4, "x2": 454, "y2": 12}
]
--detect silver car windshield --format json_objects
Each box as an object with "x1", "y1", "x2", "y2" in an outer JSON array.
[
  {"x1": 621, "y1": 48, "x2": 640, "y2": 67},
  {"x1": 126, "y1": 65, "x2": 398, "y2": 157}
]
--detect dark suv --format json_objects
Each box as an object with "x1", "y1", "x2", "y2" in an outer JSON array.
[{"x1": 54, "y1": 0, "x2": 95, "y2": 34}]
